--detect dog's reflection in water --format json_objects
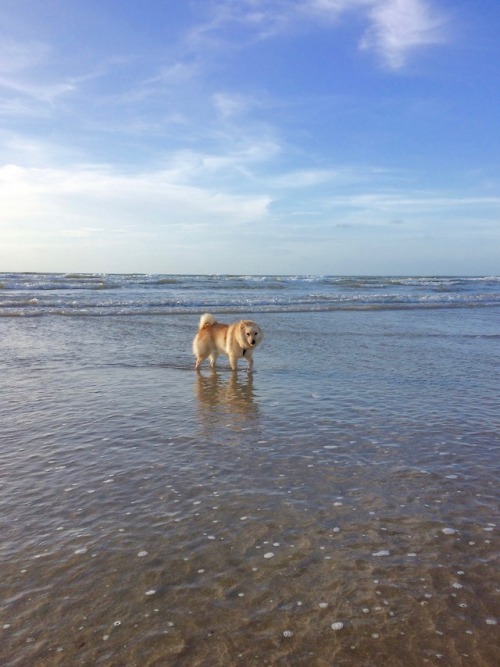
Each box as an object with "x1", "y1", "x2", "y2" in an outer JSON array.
[{"x1": 195, "y1": 370, "x2": 258, "y2": 428}]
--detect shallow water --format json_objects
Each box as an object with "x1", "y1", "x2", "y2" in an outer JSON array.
[{"x1": 1, "y1": 308, "x2": 499, "y2": 666}]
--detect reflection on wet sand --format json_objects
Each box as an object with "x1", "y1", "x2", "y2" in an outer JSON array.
[{"x1": 194, "y1": 371, "x2": 259, "y2": 432}]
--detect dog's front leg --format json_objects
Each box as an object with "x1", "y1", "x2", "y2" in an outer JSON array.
[
  {"x1": 228, "y1": 353, "x2": 238, "y2": 371},
  {"x1": 245, "y1": 354, "x2": 254, "y2": 372}
]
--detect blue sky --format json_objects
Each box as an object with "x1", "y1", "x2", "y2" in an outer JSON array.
[{"x1": 1, "y1": 0, "x2": 499, "y2": 275}]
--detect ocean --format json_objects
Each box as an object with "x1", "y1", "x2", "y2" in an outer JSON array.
[
  {"x1": 1, "y1": 274, "x2": 499, "y2": 666},
  {"x1": 1, "y1": 273, "x2": 500, "y2": 317}
]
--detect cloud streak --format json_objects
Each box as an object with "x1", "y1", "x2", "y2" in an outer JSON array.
[{"x1": 187, "y1": 0, "x2": 448, "y2": 69}]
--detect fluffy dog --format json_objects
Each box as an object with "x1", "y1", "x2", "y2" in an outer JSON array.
[{"x1": 193, "y1": 313, "x2": 263, "y2": 372}]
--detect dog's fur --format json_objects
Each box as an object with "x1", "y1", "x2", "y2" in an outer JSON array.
[{"x1": 193, "y1": 313, "x2": 263, "y2": 372}]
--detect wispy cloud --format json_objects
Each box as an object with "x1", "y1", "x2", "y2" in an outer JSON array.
[
  {"x1": 0, "y1": 36, "x2": 76, "y2": 111},
  {"x1": 271, "y1": 168, "x2": 343, "y2": 188},
  {"x1": 0, "y1": 74, "x2": 75, "y2": 105},
  {"x1": 145, "y1": 62, "x2": 200, "y2": 86},
  {"x1": 359, "y1": 0, "x2": 448, "y2": 69},
  {"x1": 213, "y1": 92, "x2": 255, "y2": 119},
  {"x1": 186, "y1": 0, "x2": 449, "y2": 69},
  {"x1": 159, "y1": 139, "x2": 282, "y2": 184},
  {"x1": 0, "y1": 38, "x2": 50, "y2": 74},
  {"x1": 318, "y1": 191, "x2": 500, "y2": 229}
]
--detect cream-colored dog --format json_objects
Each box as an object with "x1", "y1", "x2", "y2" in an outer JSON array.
[{"x1": 193, "y1": 313, "x2": 263, "y2": 372}]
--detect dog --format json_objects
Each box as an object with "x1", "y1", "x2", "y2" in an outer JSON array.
[{"x1": 193, "y1": 313, "x2": 263, "y2": 372}]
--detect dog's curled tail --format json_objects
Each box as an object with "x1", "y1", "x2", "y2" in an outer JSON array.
[{"x1": 198, "y1": 312, "x2": 216, "y2": 330}]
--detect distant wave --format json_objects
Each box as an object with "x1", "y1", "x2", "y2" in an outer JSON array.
[{"x1": 0, "y1": 273, "x2": 498, "y2": 317}]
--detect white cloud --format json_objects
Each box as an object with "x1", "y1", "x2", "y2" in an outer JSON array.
[
  {"x1": 0, "y1": 156, "x2": 275, "y2": 272},
  {"x1": 308, "y1": 0, "x2": 448, "y2": 68},
  {"x1": 360, "y1": 0, "x2": 448, "y2": 69},
  {"x1": 0, "y1": 162, "x2": 272, "y2": 230}
]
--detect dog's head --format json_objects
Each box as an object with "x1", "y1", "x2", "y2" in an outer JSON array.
[{"x1": 240, "y1": 320, "x2": 263, "y2": 348}]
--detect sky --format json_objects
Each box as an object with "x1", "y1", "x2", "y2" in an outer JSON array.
[{"x1": 1, "y1": 0, "x2": 499, "y2": 275}]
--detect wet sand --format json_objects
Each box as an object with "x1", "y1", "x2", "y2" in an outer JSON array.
[{"x1": 1, "y1": 310, "x2": 499, "y2": 665}]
